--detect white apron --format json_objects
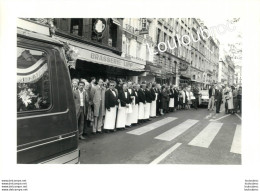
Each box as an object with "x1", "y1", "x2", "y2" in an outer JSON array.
[
  {"x1": 144, "y1": 102, "x2": 151, "y2": 119},
  {"x1": 126, "y1": 103, "x2": 135, "y2": 126},
  {"x1": 169, "y1": 98, "x2": 174, "y2": 108},
  {"x1": 116, "y1": 104, "x2": 127, "y2": 128},
  {"x1": 104, "y1": 106, "x2": 117, "y2": 130},
  {"x1": 138, "y1": 102, "x2": 145, "y2": 120},
  {"x1": 132, "y1": 103, "x2": 139, "y2": 124}
]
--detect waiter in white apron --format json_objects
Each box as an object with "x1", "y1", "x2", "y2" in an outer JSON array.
[
  {"x1": 104, "y1": 81, "x2": 118, "y2": 133},
  {"x1": 138, "y1": 82, "x2": 146, "y2": 123}
]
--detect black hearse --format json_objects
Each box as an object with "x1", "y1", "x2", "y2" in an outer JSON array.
[{"x1": 17, "y1": 19, "x2": 80, "y2": 164}]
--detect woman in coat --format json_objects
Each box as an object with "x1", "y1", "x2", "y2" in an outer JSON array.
[
  {"x1": 227, "y1": 87, "x2": 234, "y2": 114},
  {"x1": 160, "y1": 86, "x2": 169, "y2": 115}
]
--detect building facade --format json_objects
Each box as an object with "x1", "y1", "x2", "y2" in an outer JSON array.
[{"x1": 24, "y1": 18, "x2": 220, "y2": 88}]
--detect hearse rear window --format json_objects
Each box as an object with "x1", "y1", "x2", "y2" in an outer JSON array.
[{"x1": 17, "y1": 47, "x2": 51, "y2": 112}]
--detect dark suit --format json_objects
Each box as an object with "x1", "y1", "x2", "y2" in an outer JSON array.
[
  {"x1": 105, "y1": 89, "x2": 118, "y2": 110},
  {"x1": 133, "y1": 89, "x2": 139, "y2": 105},
  {"x1": 145, "y1": 89, "x2": 153, "y2": 103},
  {"x1": 118, "y1": 90, "x2": 131, "y2": 107},
  {"x1": 215, "y1": 89, "x2": 222, "y2": 113},
  {"x1": 150, "y1": 88, "x2": 156, "y2": 101},
  {"x1": 138, "y1": 89, "x2": 146, "y2": 104},
  {"x1": 173, "y1": 89, "x2": 179, "y2": 107},
  {"x1": 73, "y1": 89, "x2": 88, "y2": 136}
]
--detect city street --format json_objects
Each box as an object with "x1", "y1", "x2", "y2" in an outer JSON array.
[{"x1": 79, "y1": 104, "x2": 241, "y2": 164}]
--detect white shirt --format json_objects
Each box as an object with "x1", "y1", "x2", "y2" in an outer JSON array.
[
  {"x1": 79, "y1": 90, "x2": 84, "y2": 106},
  {"x1": 128, "y1": 89, "x2": 132, "y2": 94},
  {"x1": 111, "y1": 89, "x2": 116, "y2": 97},
  {"x1": 124, "y1": 91, "x2": 128, "y2": 98}
]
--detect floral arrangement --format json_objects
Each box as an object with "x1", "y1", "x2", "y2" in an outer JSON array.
[
  {"x1": 17, "y1": 84, "x2": 37, "y2": 107},
  {"x1": 63, "y1": 42, "x2": 79, "y2": 62}
]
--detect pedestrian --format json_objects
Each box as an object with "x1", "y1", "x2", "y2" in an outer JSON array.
[
  {"x1": 71, "y1": 78, "x2": 79, "y2": 91},
  {"x1": 182, "y1": 86, "x2": 188, "y2": 109},
  {"x1": 138, "y1": 83, "x2": 146, "y2": 122},
  {"x1": 193, "y1": 84, "x2": 200, "y2": 110},
  {"x1": 237, "y1": 86, "x2": 242, "y2": 113},
  {"x1": 208, "y1": 85, "x2": 215, "y2": 111},
  {"x1": 73, "y1": 81, "x2": 88, "y2": 140},
  {"x1": 160, "y1": 86, "x2": 168, "y2": 115},
  {"x1": 90, "y1": 78, "x2": 106, "y2": 134},
  {"x1": 156, "y1": 83, "x2": 162, "y2": 116},
  {"x1": 173, "y1": 85, "x2": 179, "y2": 111},
  {"x1": 116, "y1": 83, "x2": 131, "y2": 129},
  {"x1": 186, "y1": 86, "x2": 192, "y2": 110},
  {"x1": 150, "y1": 83, "x2": 157, "y2": 118},
  {"x1": 132, "y1": 83, "x2": 139, "y2": 124},
  {"x1": 169, "y1": 85, "x2": 174, "y2": 112},
  {"x1": 214, "y1": 85, "x2": 222, "y2": 113},
  {"x1": 90, "y1": 77, "x2": 96, "y2": 89},
  {"x1": 104, "y1": 81, "x2": 118, "y2": 133},
  {"x1": 225, "y1": 87, "x2": 234, "y2": 114},
  {"x1": 126, "y1": 81, "x2": 135, "y2": 127},
  {"x1": 143, "y1": 82, "x2": 150, "y2": 121},
  {"x1": 232, "y1": 86, "x2": 238, "y2": 114},
  {"x1": 178, "y1": 87, "x2": 183, "y2": 110},
  {"x1": 83, "y1": 81, "x2": 91, "y2": 136}
]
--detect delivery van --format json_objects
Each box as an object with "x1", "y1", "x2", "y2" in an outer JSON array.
[{"x1": 17, "y1": 19, "x2": 80, "y2": 164}]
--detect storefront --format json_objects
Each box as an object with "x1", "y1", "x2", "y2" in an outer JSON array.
[
  {"x1": 55, "y1": 36, "x2": 145, "y2": 82},
  {"x1": 139, "y1": 61, "x2": 162, "y2": 84}
]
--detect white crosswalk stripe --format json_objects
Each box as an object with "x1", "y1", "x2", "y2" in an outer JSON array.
[
  {"x1": 126, "y1": 117, "x2": 241, "y2": 154},
  {"x1": 230, "y1": 125, "x2": 241, "y2": 154},
  {"x1": 127, "y1": 117, "x2": 177, "y2": 135},
  {"x1": 154, "y1": 119, "x2": 199, "y2": 141},
  {"x1": 188, "y1": 122, "x2": 223, "y2": 148}
]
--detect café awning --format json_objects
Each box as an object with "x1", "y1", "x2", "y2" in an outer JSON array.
[{"x1": 55, "y1": 36, "x2": 145, "y2": 72}]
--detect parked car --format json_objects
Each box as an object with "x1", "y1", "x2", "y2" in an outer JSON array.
[{"x1": 199, "y1": 90, "x2": 209, "y2": 106}]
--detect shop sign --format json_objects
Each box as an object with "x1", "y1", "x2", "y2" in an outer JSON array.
[
  {"x1": 78, "y1": 49, "x2": 144, "y2": 71},
  {"x1": 93, "y1": 18, "x2": 107, "y2": 37}
]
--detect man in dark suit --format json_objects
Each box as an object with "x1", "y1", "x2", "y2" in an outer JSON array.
[
  {"x1": 193, "y1": 84, "x2": 200, "y2": 110},
  {"x1": 173, "y1": 86, "x2": 179, "y2": 111},
  {"x1": 104, "y1": 81, "x2": 118, "y2": 132},
  {"x1": 73, "y1": 81, "x2": 89, "y2": 140},
  {"x1": 156, "y1": 83, "x2": 162, "y2": 116},
  {"x1": 214, "y1": 85, "x2": 222, "y2": 113},
  {"x1": 116, "y1": 83, "x2": 131, "y2": 129}
]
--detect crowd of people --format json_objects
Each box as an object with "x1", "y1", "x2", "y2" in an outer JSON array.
[{"x1": 72, "y1": 77, "x2": 242, "y2": 140}]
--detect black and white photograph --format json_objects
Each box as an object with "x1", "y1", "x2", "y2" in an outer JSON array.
[
  {"x1": 16, "y1": 18, "x2": 242, "y2": 164},
  {"x1": 1, "y1": 1, "x2": 260, "y2": 191}
]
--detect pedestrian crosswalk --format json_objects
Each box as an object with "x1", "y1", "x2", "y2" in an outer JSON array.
[
  {"x1": 127, "y1": 117, "x2": 177, "y2": 135},
  {"x1": 127, "y1": 117, "x2": 241, "y2": 154},
  {"x1": 230, "y1": 125, "x2": 241, "y2": 154},
  {"x1": 188, "y1": 122, "x2": 222, "y2": 148},
  {"x1": 154, "y1": 119, "x2": 199, "y2": 141}
]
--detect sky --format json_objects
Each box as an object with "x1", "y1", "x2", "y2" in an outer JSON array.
[{"x1": 202, "y1": 17, "x2": 242, "y2": 66}]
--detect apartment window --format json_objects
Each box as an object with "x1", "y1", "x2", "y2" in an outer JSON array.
[
  {"x1": 157, "y1": 28, "x2": 161, "y2": 44},
  {"x1": 126, "y1": 38, "x2": 130, "y2": 55},
  {"x1": 70, "y1": 18, "x2": 83, "y2": 36},
  {"x1": 136, "y1": 42, "x2": 141, "y2": 58},
  {"x1": 164, "y1": 33, "x2": 167, "y2": 43}
]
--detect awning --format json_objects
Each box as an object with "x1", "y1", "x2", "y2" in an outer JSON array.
[
  {"x1": 112, "y1": 18, "x2": 121, "y2": 26},
  {"x1": 55, "y1": 36, "x2": 144, "y2": 72}
]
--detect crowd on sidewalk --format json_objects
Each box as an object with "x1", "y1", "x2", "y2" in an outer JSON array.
[{"x1": 72, "y1": 77, "x2": 242, "y2": 140}]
